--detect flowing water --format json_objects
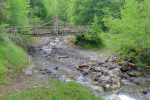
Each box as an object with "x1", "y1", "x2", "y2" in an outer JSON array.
[{"x1": 31, "y1": 36, "x2": 150, "y2": 100}]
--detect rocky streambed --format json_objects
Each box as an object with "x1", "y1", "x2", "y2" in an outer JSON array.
[{"x1": 29, "y1": 35, "x2": 150, "y2": 100}]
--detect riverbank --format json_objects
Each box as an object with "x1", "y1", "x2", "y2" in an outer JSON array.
[{"x1": 0, "y1": 35, "x2": 150, "y2": 100}]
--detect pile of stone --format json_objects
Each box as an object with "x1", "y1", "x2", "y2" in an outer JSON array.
[{"x1": 77, "y1": 56, "x2": 122, "y2": 91}]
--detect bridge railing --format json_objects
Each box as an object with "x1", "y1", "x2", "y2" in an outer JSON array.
[
  {"x1": 6, "y1": 26, "x2": 35, "y2": 35},
  {"x1": 6, "y1": 27, "x2": 90, "y2": 35},
  {"x1": 5, "y1": 20, "x2": 91, "y2": 35}
]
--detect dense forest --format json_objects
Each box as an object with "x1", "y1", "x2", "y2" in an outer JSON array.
[{"x1": 0, "y1": 0, "x2": 150, "y2": 99}]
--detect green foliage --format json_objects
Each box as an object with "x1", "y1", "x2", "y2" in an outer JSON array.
[
  {"x1": 104, "y1": 33, "x2": 150, "y2": 69},
  {"x1": 40, "y1": 0, "x2": 69, "y2": 21},
  {"x1": 0, "y1": 64, "x2": 8, "y2": 84},
  {"x1": 0, "y1": 24, "x2": 7, "y2": 33},
  {"x1": 66, "y1": 0, "x2": 122, "y2": 26},
  {"x1": 74, "y1": 16, "x2": 104, "y2": 48},
  {"x1": 41, "y1": 0, "x2": 57, "y2": 20},
  {"x1": 75, "y1": 35, "x2": 104, "y2": 49},
  {"x1": 0, "y1": 24, "x2": 7, "y2": 42},
  {"x1": 29, "y1": 0, "x2": 47, "y2": 21},
  {"x1": 0, "y1": 0, "x2": 33, "y2": 85},
  {"x1": 8, "y1": 34, "x2": 34, "y2": 48},
  {"x1": 8, "y1": 0, "x2": 30, "y2": 28},
  {"x1": 0, "y1": 0, "x2": 9, "y2": 23},
  {"x1": 2, "y1": 79, "x2": 102, "y2": 100},
  {"x1": 0, "y1": 65, "x2": 7, "y2": 75},
  {"x1": 0, "y1": 43, "x2": 31, "y2": 84},
  {"x1": 0, "y1": 44, "x2": 29, "y2": 71},
  {"x1": 103, "y1": 0, "x2": 150, "y2": 68},
  {"x1": 139, "y1": 48, "x2": 150, "y2": 66},
  {"x1": 91, "y1": 16, "x2": 101, "y2": 34}
]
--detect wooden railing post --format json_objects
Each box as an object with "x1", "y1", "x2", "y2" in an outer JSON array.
[
  {"x1": 34, "y1": 27, "x2": 37, "y2": 34},
  {"x1": 13, "y1": 27, "x2": 18, "y2": 35}
]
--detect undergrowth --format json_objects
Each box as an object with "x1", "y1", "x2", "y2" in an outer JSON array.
[
  {"x1": 73, "y1": 34, "x2": 104, "y2": 49},
  {"x1": 104, "y1": 33, "x2": 150, "y2": 69}
]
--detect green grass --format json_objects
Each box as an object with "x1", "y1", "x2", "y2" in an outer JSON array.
[
  {"x1": 2, "y1": 79, "x2": 103, "y2": 100},
  {"x1": 0, "y1": 65, "x2": 8, "y2": 75},
  {"x1": 0, "y1": 43, "x2": 31, "y2": 84}
]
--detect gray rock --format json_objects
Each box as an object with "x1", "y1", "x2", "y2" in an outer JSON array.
[
  {"x1": 108, "y1": 64, "x2": 118, "y2": 70},
  {"x1": 105, "y1": 84, "x2": 110, "y2": 89},
  {"x1": 94, "y1": 67, "x2": 102, "y2": 72},
  {"x1": 127, "y1": 71, "x2": 137, "y2": 77},
  {"x1": 23, "y1": 65, "x2": 36, "y2": 75},
  {"x1": 122, "y1": 73, "x2": 130, "y2": 78},
  {"x1": 92, "y1": 86, "x2": 103, "y2": 92},
  {"x1": 122, "y1": 79, "x2": 136, "y2": 86},
  {"x1": 46, "y1": 69, "x2": 52, "y2": 74},
  {"x1": 130, "y1": 77, "x2": 150, "y2": 84},
  {"x1": 111, "y1": 68, "x2": 121, "y2": 76}
]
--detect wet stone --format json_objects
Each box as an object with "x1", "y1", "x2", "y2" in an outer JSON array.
[
  {"x1": 122, "y1": 73, "x2": 129, "y2": 78},
  {"x1": 40, "y1": 69, "x2": 44, "y2": 71},
  {"x1": 127, "y1": 71, "x2": 137, "y2": 77},
  {"x1": 41, "y1": 72, "x2": 46, "y2": 75},
  {"x1": 47, "y1": 70, "x2": 52, "y2": 74},
  {"x1": 129, "y1": 77, "x2": 150, "y2": 84},
  {"x1": 94, "y1": 78, "x2": 98, "y2": 81},
  {"x1": 54, "y1": 67, "x2": 59, "y2": 70},
  {"x1": 108, "y1": 64, "x2": 118, "y2": 70},
  {"x1": 104, "y1": 84, "x2": 111, "y2": 90},
  {"x1": 96, "y1": 73, "x2": 102, "y2": 77},
  {"x1": 142, "y1": 91, "x2": 148, "y2": 95},
  {"x1": 121, "y1": 79, "x2": 136, "y2": 86},
  {"x1": 44, "y1": 69, "x2": 48, "y2": 71},
  {"x1": 44, "y1": 52, "x2": 47, "y2": 54}
]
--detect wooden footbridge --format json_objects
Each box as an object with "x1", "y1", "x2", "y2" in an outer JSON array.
[{"x1": 6, "y1": 18, "x2": 90, "y2": 36}]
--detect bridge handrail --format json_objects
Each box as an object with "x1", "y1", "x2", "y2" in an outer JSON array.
[{"x1": 6, "y1": 18, "x2": 91, "y2": 35}]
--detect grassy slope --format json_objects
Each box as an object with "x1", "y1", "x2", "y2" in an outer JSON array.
[
  {"x1": 2, "y1": 79, "x2": 102, "y2": 100},
  {"x1": 0, "y1": 43, "x2": 31, "y2": 84},
  {"x1": 103, "y1": 33, "x2": 150, "y2": 68}
]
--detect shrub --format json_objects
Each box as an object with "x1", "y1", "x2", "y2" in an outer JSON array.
[
  {"x1": 74, "y1": 34, "x2": 104, "y2": 48},
  {"x1": 74, "y1": 16, "x2": 104, "y2": 49}
]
